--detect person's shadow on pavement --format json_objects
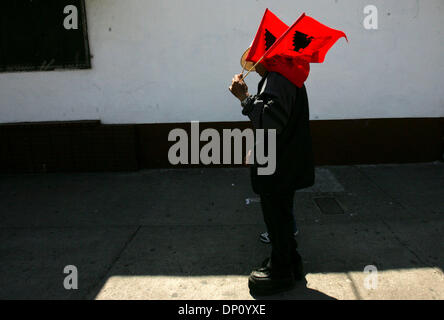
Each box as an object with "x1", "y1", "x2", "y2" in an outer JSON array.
[{"x1": 250, "y1": 278, "x2": 336, "y2": 300}]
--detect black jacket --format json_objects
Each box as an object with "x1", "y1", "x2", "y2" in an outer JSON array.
[{"x1": 241, "y1": 72, "x2": 315, "y2": 194}]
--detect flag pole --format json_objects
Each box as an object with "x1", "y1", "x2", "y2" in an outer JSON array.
[
  {"x1": 241, "y1": 61, "x2": 247, "y2": 75},
  {"x1": 242, "y1": 55, "x2": 265, "y2": 80}
]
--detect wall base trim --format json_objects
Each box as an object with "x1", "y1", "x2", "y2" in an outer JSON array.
[{"x1": 1, "y1": 118, "x2": 443, "y2": 173}]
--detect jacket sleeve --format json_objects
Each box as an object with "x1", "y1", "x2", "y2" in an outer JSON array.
[
  {"x1": 241, "y1": 93, "x2": 291, "y2": 135},
  {"x1": 241, "y1": 72, "x2": 294, "y2": 135}
]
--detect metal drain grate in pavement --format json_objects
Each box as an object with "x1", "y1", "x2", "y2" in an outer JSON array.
[{"x1": 314, "y1": 197, "x2": 344, "y2": 215}]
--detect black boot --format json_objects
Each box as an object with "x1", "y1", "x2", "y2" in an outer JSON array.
[
  {"x1": 256, "y1": 256, "x2": 304, "y2": 281},
  {"x1": 248, "y1": 258, "x2": 296, "y2": 296}
]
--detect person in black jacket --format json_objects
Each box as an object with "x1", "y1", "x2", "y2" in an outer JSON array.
[{"x1": 229, "y1": 63, "x2": 315, "y2": 295}]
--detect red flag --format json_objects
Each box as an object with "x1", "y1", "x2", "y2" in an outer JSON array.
[
  {"x1": 260, "y1": 13, "x2": 347, "y2": 87},
  {"x1": 245, "y1": 9, "x2": 288, "y2": 63}
]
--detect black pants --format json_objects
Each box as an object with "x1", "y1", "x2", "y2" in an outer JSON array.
[{"x1": 260, "y1": 191, "x2": 299, "y2": 275}]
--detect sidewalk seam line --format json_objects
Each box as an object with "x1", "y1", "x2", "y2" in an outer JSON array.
[
  {"x1": 380, "y1": 219, "x2": 433, "y2": 268},
  {"x1": 346, "y1": 272, "x2": 363, "y2": 300},
  {"x1": 85, "y1": 225, "x2": 141, "y2": 299},
  {"x1": 352, "y1": 165, "x2": 409, "y2": 211},
  {"x1": 381, "y1": 218, "x2": 444, "y2": 278}
]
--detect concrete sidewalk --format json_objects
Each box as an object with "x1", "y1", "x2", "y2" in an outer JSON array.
[{"x1": 0, "y1": 163, "x2": 443, "y2": 300}]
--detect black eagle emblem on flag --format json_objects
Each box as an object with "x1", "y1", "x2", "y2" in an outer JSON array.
[
  {"x1": 265, "y1": 29, "x2": 277, "y2": 51},
  {"x1": 293, "y1": 31, "x2": 314, "y2": 52}
]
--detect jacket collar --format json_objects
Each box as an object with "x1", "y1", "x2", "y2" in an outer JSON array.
[{"x1": 257, "y1": 71, "x2": 269, "y2": 93}]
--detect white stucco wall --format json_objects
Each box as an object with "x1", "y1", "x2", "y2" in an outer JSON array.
[{"x1": 0, "y1": 0, "x2": 443, "y2": 124}]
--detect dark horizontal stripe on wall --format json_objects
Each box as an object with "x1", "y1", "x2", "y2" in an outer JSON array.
[
  {"x1": 310, "y1": 118, "x2": 444, "y2": 165},
  {"x1": 0, "y1": 118, "x2": 442, "y2": 173},
  {"x1": 136, "y1": 121, "x2": 254, "y2": 169},
  {"x1": 136, "y1": 118, "x2": 444, "y2": 168},
  {"x1": 0, "y1": 120, "x2": 137, "y2": 173}
]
